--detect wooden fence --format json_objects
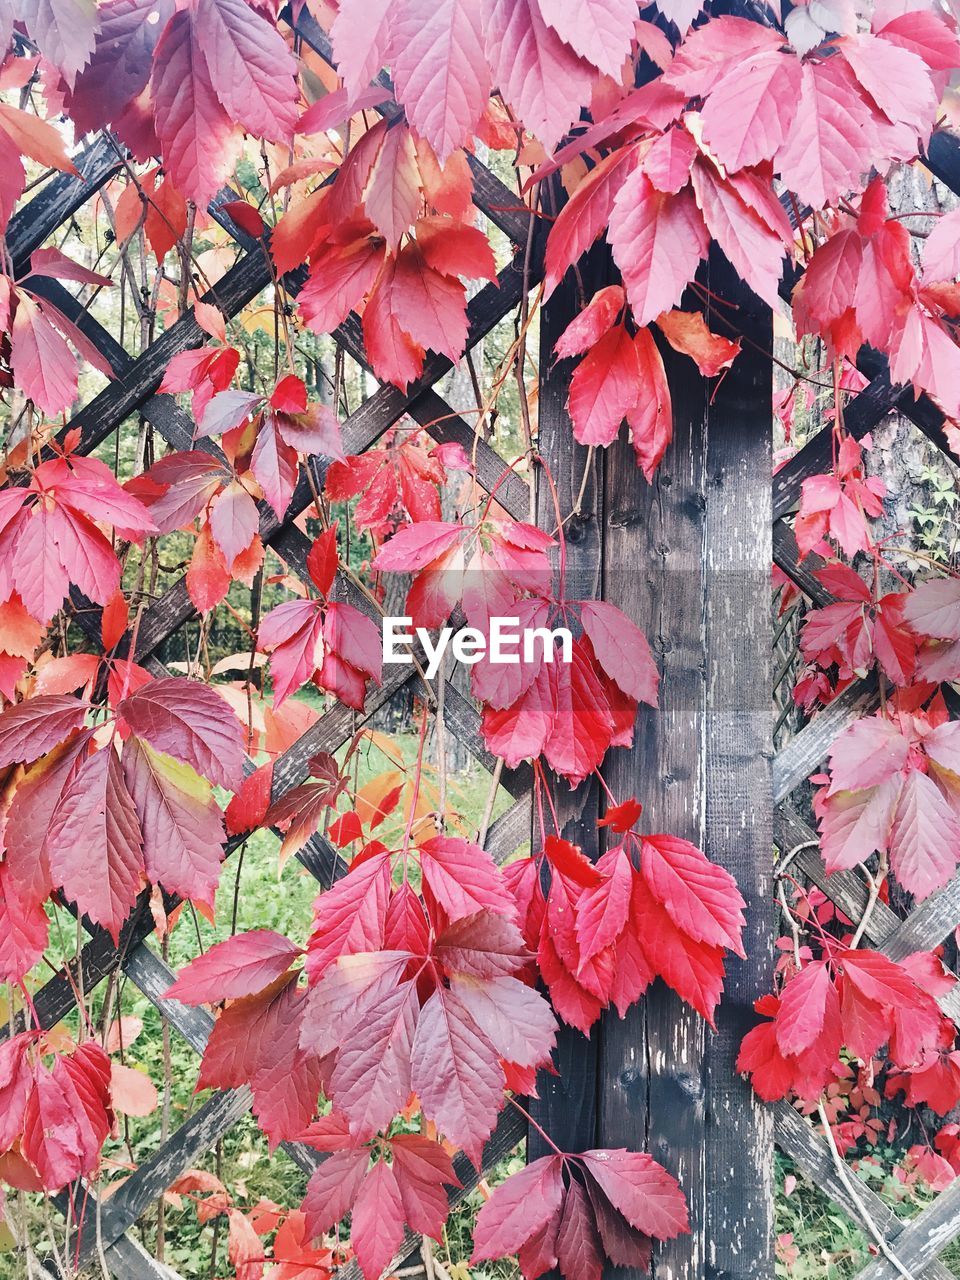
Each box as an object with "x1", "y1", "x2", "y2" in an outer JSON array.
[{"x1": 4, "y1": 8, "x2": 960, "y2": 1277}]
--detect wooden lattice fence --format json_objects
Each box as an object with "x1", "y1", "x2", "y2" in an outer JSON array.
[{"x1": 5, "y1": 10, "x2": 960, "y2": 1278}]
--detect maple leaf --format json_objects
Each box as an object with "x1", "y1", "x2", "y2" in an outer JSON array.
[{"x1": 117, "y1": 677, "x2": 245, "y2": 791}]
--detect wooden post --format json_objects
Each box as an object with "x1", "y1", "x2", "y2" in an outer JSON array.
[
  {"x1": 528, "y1": 227, "x2": 603, "y2": 1163},
  {"x1": 597, "y1": 252, "x2": 774, "y2": 1276}
]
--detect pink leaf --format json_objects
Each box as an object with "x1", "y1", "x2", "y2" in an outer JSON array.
[
  {"x1": 194, "y1": 0, "x2": 298, "y2": 141},
  {"x1": 391, "y1": 0, "x2": 490, "y2": 160},
  {"x1": 609, "y1": 172, "x2": 707, "y2": 326},
  {"x1": 481, "y1": 0, "x2": 597, "y2": 152},
  {"x1": 150, "y1": 9, "x2": 241, "y2": 207}
]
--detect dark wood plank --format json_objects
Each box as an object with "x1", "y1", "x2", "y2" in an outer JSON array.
[
  {"x1": 597, "y1": 277, "x2": 712, "y2": 1279},
  {"x1": 528, "y1": 223, "x2": 601, "y2": 1167},
  {"x1": 8, "y1": 134, "x2": 122, "y2": 276},
  {"x1": 700, "y1": 249, "x2": 775, "y2": 1278}
]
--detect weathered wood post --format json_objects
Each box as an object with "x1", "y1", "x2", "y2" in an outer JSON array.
[{"x1": 532, "y1": 230, "x2": 775, "y2": 1276}]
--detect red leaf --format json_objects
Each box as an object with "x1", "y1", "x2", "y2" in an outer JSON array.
[
  {"x1": 774, "y1": 961, "x2": 841, "y2": 1058},
  {"x1": 554, "y1": 286, "x2": 625, "y2": 359},
  {"x1": 258, "y1": 599, "x2": 325, "y2": 708},
  {"x1": 10, "y1": 292, "x2": 77, "y2": 416},
  {"x1": 363, "y1": 124, "x2": 421, "y2": 245},
  {"x1": 826, "y1": 716, "x2": 910, "y2": 793},
  {"x1": 545, "y1": 147, "x2": 638, "y2": 296},
  {"x1": 579, "y1": 600, "x2": 658, "y2": 707},
  {"x1": 352, "y1": 1160, "x2": 406, "y2": 1280},
  {"x1": 302, "y1": 1149, "x2": 369, "y2": 1237},
  {"x1": 0, "y1": 695, "x2": 88, "y2": 767},
  {"x1": 567, "y1": 325, "x2": 640, "y2": 448},
  {"x1": 4, "y1": 732, "x2": 90, "y2": 909},
  {"x1": 555, "y1": 1178, "x2": 603, "y2": 1280},
  {"x1": 700, "y1": 49, "x2": 801, "y2": 172},
  {"x1": 299, "y1": 232, "x2": 386, "y2": 334},
  {"x1": 221, "y1": 199, "x2": 265, "y2": 238},
  {"x1": 117, "y1": 677, "x2": 245, "y2": 791},
  {"x1": 307, "y1": 526, "x2": 339, "y2": 596},
  {"x1": 329, "y1": 978, "x2": 419, "y2": 1139},
  {"x1": 608, "y1": 174, "x2": 707, "y2": 326},
  {"x1": 305, "y1": 853, "x2": 392, "y2": 979},
  {"x1": 840, "y1": 949, "x2": 923, "y2": 1008},
  {"x1": 633, "y1": 890, "x2": 726, "y2": 1027},
  {"x1": 643, "y1": 126, "x2": 697, "y2": 195},
  {"x1": 690, "y1": 161, "x2": 785, "y2": 309},
  {"x1": 64, "y1": 0, "x2": 173, "y2": 133},
  {"x1": 903, "y1": 577, "x2": 960, "y2": 640},
  {"x1": 776, "y1": 58, "x2": 879, "y2": 209},
  {"x1": 543, "y1": 638, "x2": 615, "y2": 786},
  {"x1": 448, "y1": 973, "x2": 556, "y2": 1067},
  {"x1": 580, "y1": 1149, "x2": 689, "y2": 1239},
  {"x1": 575, "y1": 843, "x2": 633, "y2": 965},
  {"x1": 640, "y1": 834, "x2": 746, "y2": 956},
  {"x1": 225, "y1": 763, "x2": 274, "y2": 836},
  {"x1": 656, "y1": 308, "x2": 742, "y2": 377},
  {"x1": 209, "y1": 481, "x2": 260, "y2": 567},
  {"x1": 411, "y1": 986, "x2": 505, "y2": 1167},
  {"x1": 187, "y1": 525, "x2": 232, "y2": 615},
  {"x1": 435, "y1": 911, "x2": 530, "y2": 979},
  {"x1": 165, "y1": 930, "x2": 301, "y2": 1004},
  {"x1": 150, "y1": 9, "x2": 241, "y2": 206},
  {"x1": 629, "y1": 326, "x2": 673, "y2": 480},
  {"x1": 46, "y1": 746, "x2": 144, "y2": 942},
  {"x1": 121, "y1": 737, "x2": 226, "y2": 908},
  {"x1": 195, "y1": 0, "x2": 298, "y2": 140},
  {"x1": 0, "y1": 862, "x2": 48, "y2": 984},
  {"x1": 472, "y1": 1154, "x2": 564, "y2": 1260},
  {"x1": 419, "y1": 835, "x2": 517, "y2": 923},
  {"x1": 390, "y1": 1132, "x2": 460, "y2": 1238}
]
